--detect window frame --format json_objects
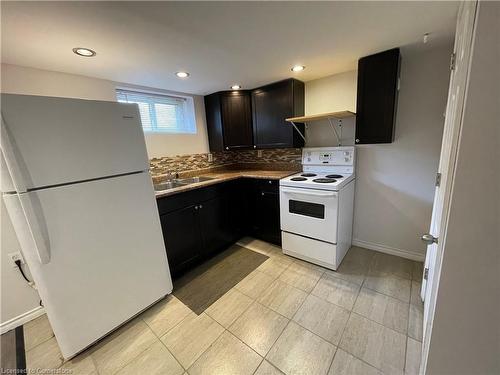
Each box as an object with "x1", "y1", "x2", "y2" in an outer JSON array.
[{"x1": 115, "y1": 87, "x2": 197, "y2": 135}]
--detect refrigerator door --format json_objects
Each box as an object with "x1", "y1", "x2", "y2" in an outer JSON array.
[
  {"x1": 3, "y1": 172, "x2": 172, "y2": 358},
  {"x1": 1, "y1": 94, "x2": 149, "y2": 191}
]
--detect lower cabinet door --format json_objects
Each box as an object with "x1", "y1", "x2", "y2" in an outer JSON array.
[
  {"x1": 254, "y1": 190, "x2": 281, "y2": 246},
  {"x1": 160, "y1": 205, "x2": 202, "y2": 277},
  {"x1": 198, "y1": 196, "x2": 232, "y2": 256}
]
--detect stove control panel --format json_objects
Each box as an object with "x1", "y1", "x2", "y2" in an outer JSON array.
[{"x1": 302, "y1": 147, "x2": 355, "y2": 166}]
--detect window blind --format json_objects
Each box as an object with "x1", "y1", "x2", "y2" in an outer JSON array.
[{"x1": 116, "y1": 89, "x2": 195, "y2": 134}]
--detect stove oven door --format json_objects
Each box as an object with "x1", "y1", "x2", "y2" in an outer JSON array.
[{"x1": 279, "y1": 186, "x2": 338, "y2": 244}]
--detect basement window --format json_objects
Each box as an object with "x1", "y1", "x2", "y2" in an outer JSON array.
[{"x1": 116, "y1": 89, "x2": 196, "y2": 134}]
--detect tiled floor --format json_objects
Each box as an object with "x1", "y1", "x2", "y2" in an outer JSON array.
[{"x1": 21, "y1": 237, "x2": 424, "y2": 375}]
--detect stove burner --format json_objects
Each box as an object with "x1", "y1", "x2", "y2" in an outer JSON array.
[
  {"x1": 291, "y1": 177, "x2": 308, "y2": 181},
  {"x1": 313, "y1": 178, "x2": 337, "y2": 183},
  {"x1": 301, "y1": 173, "x2": 317, "y2": 177},
  {"x1": 325, "y1": 174, "x2": 343, "y2": 179}
]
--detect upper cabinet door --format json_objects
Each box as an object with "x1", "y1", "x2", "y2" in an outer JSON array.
[
  {"x1": 355, "y1": 48, "x2": 401, "y2": 144},
  {"x1": 220, "y1": 92, "x2": 253, "y2": 150},
  {"x1": 252, "y1": 79, "x2": 305, "y2": 149},
  {"x1": 204, "y1": 91, "x2": 253, "y2": 151}
]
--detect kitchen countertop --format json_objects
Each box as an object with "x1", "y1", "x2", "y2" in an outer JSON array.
[{"x1": 155, "y1": 169, "x2": 297, "y2": 198}]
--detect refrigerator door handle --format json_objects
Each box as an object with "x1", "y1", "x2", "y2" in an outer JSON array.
[
  {"x1": 1, "y1": 114, "x2": 28, "y2": 192},
  {"x1": 17, "y1": 193, "x2": 51, "y2": 264},
  {"x1": 1, "y1": 113, "x2": 49, "y2": 263}
]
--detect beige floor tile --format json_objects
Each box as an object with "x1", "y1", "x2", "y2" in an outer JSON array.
[
  {"x1": 339, "y1": 313, "x2": 406, "y2": 374},
  {"x1": 279, "y1": 267, "x2": 321, "y2": 293},
  {"x1": 266, "y1": 321, "x2": 336, "y2": 375},
  {"x1": 162, "y1": 312, "x2": 224, "y2": 369},
  {"x1": 188, "y1": 331, "x2": 262, "y2": 375},
  {"x1": 410, "y1": 281, "x2": 423, "y2": 307},
  {"x1": 405, "y1": 337, "x2": 422, "y2": 375},
  {"x1": 235, "y1": 270, "x2": 275, "y2": 299},
  {"x1": 364, "y1": 274, "x2": 411, "y2": 303},
  {"x1": 412, "y1": 262, "x2": 424, "y2": 282},
  {"x1": 258, "y1": 280, "x2": 308, "y2": 318},
  {"x1": 343, "y1": 247, "x2": 375, "y2": 265},
  {"x1": 328, "y1": 349, "x2": 382, "y2": 375},
  {"x1": 24, "y1": 314, "x2": 55, "y2": 351},
  {"x1": 369, "y1": 253, "x2": 413, "y2": 280},
  {"x1": 311, "y1": 273, "x2": 361, "y2": 310},
  {"x1": 26, "y1": 337, "x2": 64, "y2": 371},
  {"x1": 229, "y1": 302, "x2": 288, "y2": 356},
  {"x1": 257, "y1": 258, "x2": 290, "y2": 279},
  {"x1": 60, "y1": 353, "x2": 96, "y2": 375},
  {"x1": 90, "y1": 319, "x2": 157, "y2": 374},
  {"x1": 293, "y1": 294, "x2": 350, "y2": 345},
  {"x1": 408, "y1": 304, "x2": 423, "y2": 342},
  {"x1": 237, "y1": 237, "x2": 273, "y2": 255},
  {"x1": 141, "y1": 295, "x2": 191, "y2": 337},
  {"x1": 337, "y1": 246, "x2": 374, "y2": 284},
  {"x1": 289, "y1": 259, "x2": 326, "y2": 277},
  {"x1": 255, "y1": 360, "x2": 284, "y2": 375},
  {"x1": 116, "y1": 341, "x2": 183, "y2": 375},
  {"x1": 205, "y1": 289, "x2": 253, "y2": 328},
  {"x1": 353, "y1": 288, "x2": 409, "y2": 334},
  {"x1": 328, "y1": 257, "x2": 369, "y2": 286}
]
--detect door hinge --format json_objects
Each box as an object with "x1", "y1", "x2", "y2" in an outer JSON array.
[
  {"x1": 423, "y1": 268, "x2": 429, "y2": 280},
  {"x1": 450, "y1": 52, "x2": 456, "y2": 71},
  {"x1": 435, "y1": 172, "x2": 442, "y2": 187}
]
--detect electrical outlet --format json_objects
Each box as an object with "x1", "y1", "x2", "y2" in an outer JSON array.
[
  {"x1": 257, "y1": 150, "x2": 263, "y2": 158},
  {"x1": 8, "y1": 251, "x2": 25, "y2": 268},
  {"x1": 207, "y1": 153, "x2": 213, "y2": 162}
]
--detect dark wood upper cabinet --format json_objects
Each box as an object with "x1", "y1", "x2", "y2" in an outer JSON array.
[
  {"x1": 204, "y1": 91, "x2": 253, "y2": 151},
  {"x1": 355, "y1": 48, "x2": 401, "y2": 144},
  {"x1": 204, "y1": 78, "x2": 305, "y2": 152},
  {"x1": 252, "y1": 79, "x2": 305, "y2": 149}
]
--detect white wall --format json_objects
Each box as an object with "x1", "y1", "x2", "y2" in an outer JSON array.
[
  {"x1": 425, "y1": 2, "x2": 500, "y2": 373},
  {"x1": 0, "y1": 64, "x2": 209, "y2": 158},
  {"x1": 305, "y1": 44, "x2": 452, "y2": 259}
]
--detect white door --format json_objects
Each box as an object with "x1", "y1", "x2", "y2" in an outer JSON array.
[
  {"x1": 3, "y1": 172, "x2": 172, "y2": 358},
  {"x1": 1, "y1": 94, "x2": 148, "y2": 191},
  {"x1": 421, "y1": 1, "x2": 477, "y2": 345}
]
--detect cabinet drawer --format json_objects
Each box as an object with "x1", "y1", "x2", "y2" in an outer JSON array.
[
  {"x1": 157, "y1": 183, "x2": 225, "y2": 215},
  {"x1": 254, "y1": 179, "x2": 279, "y2": 193}
]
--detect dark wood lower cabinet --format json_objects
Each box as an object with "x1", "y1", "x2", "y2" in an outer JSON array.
[
  {"x1": 159, "y1": 205, "x2": 203, "y2": 276},
  {"x1": 157, "y1": 179, "x2": 281, "y2": 278}
]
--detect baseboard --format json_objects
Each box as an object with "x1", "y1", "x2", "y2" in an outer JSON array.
[
  {"x1": 352, "y1": 239, "x2": 425, "y2": 262},
  {"x1": 0, "y1": 306, "x2": 45, "y2": 334}
]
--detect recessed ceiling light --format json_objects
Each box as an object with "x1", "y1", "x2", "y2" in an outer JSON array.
[
  {"x1": 72, "y1": 47, "x2": 96, "y2": 57},
  {"x1": 291, "y1": 65, "x2": 305, "y2": 72},
  {"x1": 231, "y1": 85, "x2": 241, "y2": 90},
  {"x1": 175, "y1": 71, "x2": 190, "y2": 78}
]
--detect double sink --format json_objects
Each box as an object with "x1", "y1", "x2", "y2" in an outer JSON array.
[{"x1": 154, "y1": 176, "x2": 215, "y2": 192}]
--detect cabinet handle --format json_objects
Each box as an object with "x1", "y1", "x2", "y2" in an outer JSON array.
[
  {"x1": 261, "y1": 192, "x2": 265, "y2": 196},
  {"x1": 268, "y1": 180, "x2": 272, "y2": 184},
  {"x1": 253, "y1": 145, "x2": 256, "y2": 149},
  {"x1": 199, "y1": 204, "x2": 203, "y2": 209},
  {"x1": 194, "y1": 205, "x2": 199, "y2": 210},
  {"x1": 225, "y1": 147, "x2": 229, "y2": 150},
  {"x1": 355, "y1": 139, "x2": 360, "y2": 143}
]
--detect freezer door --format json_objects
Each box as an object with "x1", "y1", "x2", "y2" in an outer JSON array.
[
  {"x1": 1, "y1": 94, "x2": 149, "y2": 190},
  {"x1": 3, "y1": 172, "x2": 172, "y2": 358}
]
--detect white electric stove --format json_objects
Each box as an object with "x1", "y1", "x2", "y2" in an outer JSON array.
[{"x1": 279, "y1": 146, "x2": 355, "y2": 270}]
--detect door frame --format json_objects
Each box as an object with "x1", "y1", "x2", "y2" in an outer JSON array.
[{"x1": 420, "y1": 1, "x2": 478, "y2": 373}]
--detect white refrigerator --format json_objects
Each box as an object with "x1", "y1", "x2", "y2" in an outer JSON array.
[{"x1": 1, "y1": 94, "x2": 173, "y2": 359}]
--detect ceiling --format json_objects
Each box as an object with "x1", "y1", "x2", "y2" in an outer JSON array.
[{"x1": 1, "y1": 1, "x2": 459, "y2": 95}]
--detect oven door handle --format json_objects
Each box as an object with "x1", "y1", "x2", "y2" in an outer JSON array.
[{"x1": 280, "y1": 187, "x2": 337, "y2": 197}]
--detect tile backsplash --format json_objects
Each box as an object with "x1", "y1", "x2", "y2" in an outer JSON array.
[{"x1": 150, "y1": 148, "x2": 302, "y2": 178}]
